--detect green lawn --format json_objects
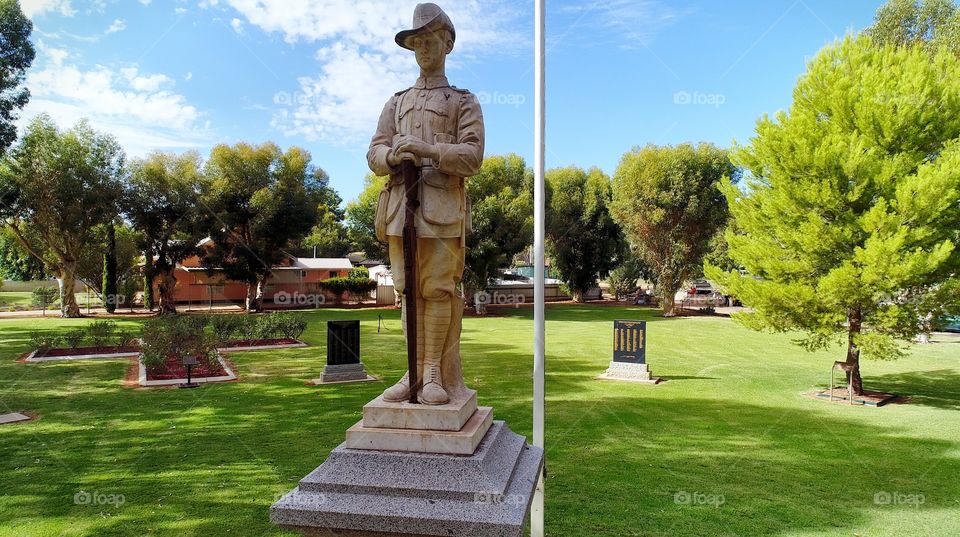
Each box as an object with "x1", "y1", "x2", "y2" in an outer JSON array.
[
  {"x1": 1, "y1": 305, "x2": 958, "y2": 536},
  {"x1": 0, "y1": 291, "x2": 105, "y2": 311}
]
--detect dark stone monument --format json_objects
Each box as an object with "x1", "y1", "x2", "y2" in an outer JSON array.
[
  {"x1": 613, "y1": 320, "x2": 646, "y2": 364},
  {"x1": 599, "y1": 319, "x2": 659, "y2": 383},
  {"x1": 319, "y1": 320, "x2": 370, "y2": 383}
]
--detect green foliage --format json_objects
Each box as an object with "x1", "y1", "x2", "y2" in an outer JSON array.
[
  {"x1": 867, "y1": 0, "x2": 960, "y2": 55},
  {"x1": 86, "y1": 320, "x2": 115, "y2": 349},
  {"x1": 345, "y1": 174, "x2": 388, "y2": 261},
  {"x1": 0, "y1": 228, "x2": 46, "y2": 280},
  {"x1": 124, "y1": 151, "x2": 209, "y2": 314},
  {"x1": 210, "y1": 314, "x2": 244, "y2": 345},
  {"x1": 546, "y1": 166, "x2": 625, "y2": 301},
  {"x1": 201, "y1": 143, "x2": 321, "y2": 311},
  {"x1": 0, "y1": 115, "x2": 125, "y2": 317},
  {"x1": 706, "y1": 37, "x2": 960, "y2": 365},
  {"x1": 611, "y1": 143, "x2": 736, "y2": 314},
  {"x1": 608, "y1": 252, "x2": 650, "y2": 301},
  {"x1": 254, "y1": 313, "x2": 285, "y2": 339},
  {"x1": 62, "y1": 328, "x2": 86, "y2": 349},
  {"x1": 348, "y1": 266, "x2": 369, "y2": 280},
  {"x1": 115, "y1": 328, "x2": 134, "y2": 348},
  {"x1": 103, "y1": 224, "x2": 117, "y2": 313},
  {"x1": 140, "y1": 315, "x2": 217, "y2": 369},
  {"x1": 29, "y1": 330, "x2": 60, "y2": 350},
  {"x1": 0, "y1": 0, "x2": 35, "y2": 152},
  {"x1": 30, "y1": 287, "x2": 58, "y2": 312},
  {"x1": 464, "y1": 154, "x2": 534, "y2": 294},
  {"x1": 278, "y1": 313, "x2": 308, "y2": 340}
]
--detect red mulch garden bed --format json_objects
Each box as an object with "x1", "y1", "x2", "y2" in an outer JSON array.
[
  {"x1": 32, "y1": 345, "x2": 140, "y2": 358},
  {"x1": 145, "y1": 356, "x2": 228, "y2": 381},
  {"x1": 218, "y1": 338, "x2": 301, "y2": 348}
]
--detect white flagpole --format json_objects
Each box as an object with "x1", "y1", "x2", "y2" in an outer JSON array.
[{"x1": 532, "y1": 0, "x2": 546, "y2": 535}]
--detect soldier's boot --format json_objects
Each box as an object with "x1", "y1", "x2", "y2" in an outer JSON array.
[
  {"x1": 419, "y1": 299, "x2": 451, "y2": 405},
  {"x1": 383, "y1": 297, "x2": 425, "y2": 402}
]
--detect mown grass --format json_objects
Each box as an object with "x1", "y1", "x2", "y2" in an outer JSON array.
[{"x1": 0, "y1": 305, "x2": 958, "y2": 536}]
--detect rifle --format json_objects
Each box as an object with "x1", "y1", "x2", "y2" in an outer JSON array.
[{"x1": 401, "y1": 159, "x2": 421, "y2": 404}]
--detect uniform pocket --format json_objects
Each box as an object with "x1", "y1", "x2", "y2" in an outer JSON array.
[{"x1": 420, "y1": 172, "x2": 463, "y2": 226}]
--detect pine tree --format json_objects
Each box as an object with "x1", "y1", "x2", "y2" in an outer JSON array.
[{"x1": 707, "y1": 37, "x2": 960, "y2": 395}]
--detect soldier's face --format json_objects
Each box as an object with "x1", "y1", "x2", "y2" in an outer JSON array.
[{"x1": 412, "y1": 31, "x2": 451, "y2": 71}]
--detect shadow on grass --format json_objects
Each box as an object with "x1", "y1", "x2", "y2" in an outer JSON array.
[{"x1": 869, "y1": 369, "x2": 960, "y2": 410}]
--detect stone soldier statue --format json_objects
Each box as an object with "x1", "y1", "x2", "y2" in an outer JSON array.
[{"x1": 368, "y1": 3, "x2": 485, "y2": 405}]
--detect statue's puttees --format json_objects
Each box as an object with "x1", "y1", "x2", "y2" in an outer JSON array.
[{"x1": 367, "y1": 3, "x2": 485, "y2": 405}]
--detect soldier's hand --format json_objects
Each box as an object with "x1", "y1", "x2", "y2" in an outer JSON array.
[{"x1": 393, "y1": 137, "x2": 439, "y2": 162}]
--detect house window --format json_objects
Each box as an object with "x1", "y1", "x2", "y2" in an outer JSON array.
[
  {"x1": 301, "y1": 270, "x2": 307, "y2": 278},
  {"x1": 330, "y1": 271, "x2": 338, "y2": 278}
]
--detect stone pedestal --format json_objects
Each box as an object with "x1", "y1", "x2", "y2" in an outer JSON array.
[
  {"x1": 318, "y1": 363, "x2": 373, "y2": 384},
  {"x1": 596, "y1": 361, "x2": 661, "y2": 384},
  {"x1": 271, "y1": 421, "x2": 544, "y2": 537}
]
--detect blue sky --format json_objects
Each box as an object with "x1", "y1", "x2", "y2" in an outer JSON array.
[{"x1": 21, "y1": 0, "x2": 885, "y2": 203}]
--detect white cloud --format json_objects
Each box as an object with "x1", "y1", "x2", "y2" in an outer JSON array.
[
  {"x1": 230, "y1": 17, "x2": 244, "y2": 33},
  {"x1": 184, "y1": 71, "x2": 193, "y2": 81},
  {"x1": 22, "y1": 42, "x2": 212, "y2": 156},
  {"x1": 21, "y1": 0, "x2": 76, "y2": 18},
  {"x1": 105, "y1": 18, "x2": 126, "y2": 34},
  {"x1": 201, "y1": 0, "x2": 523, "y2": 144},
  {"x1": 175, "y1": 7, "x2": 187, "y2": 14},
  {"x1": 138, "y1": 0, "x2": 152, "y2": 5}
]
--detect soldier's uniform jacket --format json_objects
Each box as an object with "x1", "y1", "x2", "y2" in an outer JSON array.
[{"x1": 368, "y1": 75, "x2": 485, "y2": 242}]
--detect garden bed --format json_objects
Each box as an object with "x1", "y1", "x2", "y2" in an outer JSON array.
[
  {"x1": 806, "y1": 388, "x2": 902, "y2": 407},
  {"x1": 24, "y1": 345, "x2": 140, "y2": 363},
  {"x1": 138, "y1": 354, "x2": 237, "y2": 387}
]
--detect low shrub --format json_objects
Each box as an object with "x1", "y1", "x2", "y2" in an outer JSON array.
[
  {"x1": 279, "y1": 313, "x2": 308, "y2": 340},
  {"x1": 87, "y1": 320, "x2": 116, "y2": 349},
  {"x1": 255, "y1": 313, "x2": 285, "y2": 340},
  {"x1": 210, "y1": 315, "x2": 243, "y2": 345},
  {"x1": 62, "y1": 328, "x2": 86, "y2": 349},
  {"x1": 29, "y1": 331, "x2": 61, "y2": 351},
  {"x1": 115, "y1": 328, "x2": 136, "y2": 348},
  {"x1": 140, "y1": 316, "x2": 218, "y2": 370}
]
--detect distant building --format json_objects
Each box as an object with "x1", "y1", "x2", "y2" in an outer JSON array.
[{"x1": 161, "y1": 239, "x2": 353, "y2": 304}]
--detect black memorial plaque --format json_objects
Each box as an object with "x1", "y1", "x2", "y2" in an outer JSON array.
[
  {"x1": 327, "y1": 320, "x2": 361, "y2": 366},
  {"x1": 613, "y1": 320, "x2": 646, "y2": 364}
]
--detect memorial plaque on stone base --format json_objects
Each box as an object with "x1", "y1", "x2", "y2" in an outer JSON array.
[
  {"x1": 598, "y1": 320, "x2": 660, "y2": 383},
  {"x1": 316, "y1": 321, "x2": 373, "y2": 384}
]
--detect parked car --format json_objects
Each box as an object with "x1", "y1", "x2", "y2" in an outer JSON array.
[{"x1": 942, "y1": 316, "x2": 960, "y2": 333}]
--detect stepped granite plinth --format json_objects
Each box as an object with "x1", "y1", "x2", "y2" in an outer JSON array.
[
  {"x1": 317, "y1": 363, "x2": 374, "y2": 384},
  {"x1": 596, "y1": 361, "x2": 661, "y2": 384},
  {"x1": 271, "y1": 421, "x2": 544, "y2": 537}
]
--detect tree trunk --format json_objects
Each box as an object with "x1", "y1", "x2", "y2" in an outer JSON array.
[
  {"x1": 572, "y1": 289, "x2": 584, "y2": 303},
  {"x1": 845, "y1": 308, "x2": 865, "y2": 396},
  {"x1": 254, "y1": 276, "x2": 268, "y2": 312},
  {"x1": 662, "y1": 292, "x2": 677, "y2": 317},
  {"x1": 58, "y1": 261, "x2": 82, "y2": 318},
  {"x1": 143, "y1": 250, "x2": 155, "y2": 311},
  {"x1": 247, "y1": 277, "x2": 267, "y2": 313},
  {"x1": 156, "y1": 267, "x2": 178, "y2": 315}
]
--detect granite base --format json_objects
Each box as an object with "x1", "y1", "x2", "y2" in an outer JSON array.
[{"x1": 271, "y1": 421, "x2": 543, "y2": 537}]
